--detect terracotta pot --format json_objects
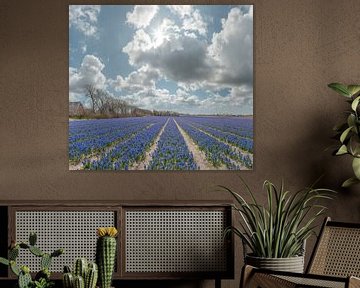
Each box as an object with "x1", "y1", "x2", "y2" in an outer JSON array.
[{"x1": 245, "y1": 254, "x2": 304, "y2": 273}]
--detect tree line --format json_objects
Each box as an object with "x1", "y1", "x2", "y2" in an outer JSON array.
[{"x1": 71, "y1": 85, "x2": 179, "y2": 119}]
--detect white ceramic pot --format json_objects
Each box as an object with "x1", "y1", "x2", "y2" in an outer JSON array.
[{"x1": 245, "y1": 254, "x2": 305, "y2": 273}]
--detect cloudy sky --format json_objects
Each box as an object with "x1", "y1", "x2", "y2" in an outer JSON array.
[{"x1": 69, "y1": 5, "x2": 253, "y2": 115}]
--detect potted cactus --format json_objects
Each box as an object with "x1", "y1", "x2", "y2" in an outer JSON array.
[
  {"x1": 96, "y1": 227, "x2": 118, "y2": 288},
  {"x1": 62, "y1": 258, "x2": 98, "y2": 288},
  {"x1": 0, "y1": 232, "x2": 64, "y2": 288}
]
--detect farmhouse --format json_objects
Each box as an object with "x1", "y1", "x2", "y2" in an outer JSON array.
[{"x1": 69, "y1": 101, "x2": 85, "y2": 117}]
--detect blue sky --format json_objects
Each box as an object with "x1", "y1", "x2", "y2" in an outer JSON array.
[{"x1": 69, "y1": 5, "x2": 253, "y2": 115}]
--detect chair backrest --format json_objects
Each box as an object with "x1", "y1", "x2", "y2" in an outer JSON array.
[{"x1": 307, "y1": 217, "x2": 360, "y2": 277}]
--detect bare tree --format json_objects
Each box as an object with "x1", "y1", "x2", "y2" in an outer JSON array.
[{"x1": 85, "y1": 85, "x2": 98, "y2": 114}]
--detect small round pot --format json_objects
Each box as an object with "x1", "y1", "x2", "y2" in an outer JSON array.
[{"x1": 245, "y1": 254, "x2": 304, "y2": 273}]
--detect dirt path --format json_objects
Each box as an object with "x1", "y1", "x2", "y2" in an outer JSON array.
[
  {"x1": 173, "y1": 119, "x2": 223, "y2": 170},
  {"x1": 130, "y1": 117, "x2": 170, "y2": 170}
]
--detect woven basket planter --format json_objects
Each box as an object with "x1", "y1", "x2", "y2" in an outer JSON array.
[{"x1": 245, "y1": 254, "x2": 305, "y2": 273}]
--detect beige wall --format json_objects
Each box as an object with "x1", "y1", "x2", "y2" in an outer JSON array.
[{"x1": 1, "y1": 0, "x2": 360, "y2": 287}]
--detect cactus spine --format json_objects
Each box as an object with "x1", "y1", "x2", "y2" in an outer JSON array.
[{"x1": 96, "y1": 227, "x2": 118, "y2": 288}]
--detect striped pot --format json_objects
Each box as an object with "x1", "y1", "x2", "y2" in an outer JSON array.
[{"x1": 245, "y1": 254, "x2": 305, "y2": 273}]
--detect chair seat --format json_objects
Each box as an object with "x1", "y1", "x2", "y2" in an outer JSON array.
[
  {"x1": 277, "y1": 274, "x2": 346, "y2": 288},
  {"x1": 243, "y1": 266, "x2": 360, "y2": 288},
  {"x1": 241, "y1": 218, "x2": 360, "y2": 288}
]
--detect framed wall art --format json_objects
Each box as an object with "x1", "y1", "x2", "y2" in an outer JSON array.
[{"x1": 69, "y1": 5, "x2": 253, "y2": 171}]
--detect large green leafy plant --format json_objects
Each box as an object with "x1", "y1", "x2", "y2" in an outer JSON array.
[
  {"x1": 328, "y1": 83, "x2": 360, "y2": 187},
  {"x1": 222, "y1": 179, "x2": 334, "y2": 258}
]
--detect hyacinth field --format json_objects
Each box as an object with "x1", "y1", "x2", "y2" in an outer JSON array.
[{"x1": 69, "y1": 116, "x2": 253, "y2": 170}]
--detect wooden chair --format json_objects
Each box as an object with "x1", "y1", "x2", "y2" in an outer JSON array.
[{"x1": 241, "y1": 217, "x2": 360, "y2": 288}]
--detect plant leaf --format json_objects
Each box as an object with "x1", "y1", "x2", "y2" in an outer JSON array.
[
  {"x1": 340, "y1": 126, "x2": 353, "y2": 143},
  {"x1": 0, "y1": 257, "x2": 9, "y2": 266},
  {"x1": 347, "y1": 114, "x2": 356, "y2": 129},
  {"x1": 342, "y1": 177, "x2": 360, "y2": 188},
  {"x1": 328, "y1": 83, "x2": 351, "y2": 97},
  {"x1": 348, "y1": 85, "x2": 360, "y2": 97},
  {"x1": 336, "y1": 145, "x2": 348, "y2": 155},
  {"x1": 351, "y1": 96, "x2": 360, "y2": 111},
  {"x1": 352, "y1": 157, "x2": 360, "y2": 179}
]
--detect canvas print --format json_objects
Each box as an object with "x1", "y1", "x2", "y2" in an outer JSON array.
[{"x1": 69, "y1": 5, "x2": 253, "y2": 170}]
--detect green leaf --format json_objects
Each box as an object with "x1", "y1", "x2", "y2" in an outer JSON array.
[
  {"x1": 342, "y1": 177, "x2": 360, "y2": 188},
  {"x1": 351, "y1": 96, "x2": 360, "y2": 111},
  {"x1": 0, "y1": 257, "x2": 9, "y2": 266},
  {"x1": 347, "y1": 114, "x2": 356, "y2": 128},
  {"x1": 328, "y1": 83, "x2": 351, "y2": 97},
  {"x1": 340, "y1": 126, "x2": 353, "y2": 143},
  {"x1": 349, "y1": 135, "x2": 360, "y2": 157},
  {"x1": 336, "y1": 144, "x2": 348, "y2": 155},
  {"x1": 348, "y1": 85, "x2": 360, "y2": 97},
  {"x1": 352, "y1": 157, "x2": 360, "y2": 179},
  {"x1": 10, "y1": 261, "x2": 20, "y2": 276}
]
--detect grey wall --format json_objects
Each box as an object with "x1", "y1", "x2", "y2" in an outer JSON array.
[{"x1": 1, "y1": 0, "x2": 360, "y2": 287}]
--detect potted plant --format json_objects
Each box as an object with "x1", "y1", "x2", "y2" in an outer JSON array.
[
  {"x1": 328, "y1": 83, "x2": 360, "y2": 187},
  {"x1": 221, "y1": 178, "x2": 334, "y2": 273}
]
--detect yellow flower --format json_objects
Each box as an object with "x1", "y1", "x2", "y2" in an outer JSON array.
[{"x1": 97, "y1": 227, "x2": 118, "y2": 237}]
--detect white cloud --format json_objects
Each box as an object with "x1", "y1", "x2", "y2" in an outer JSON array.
[
  {"x1": 119, "y1": 5, "x2": 253, "y2": 114},
  {"x1": 167, "y1": 5, "x2": 193, "y2": 18},
  {"x1": 207, "y1": 6, "x2": 253, "y2": 86},
  {"x1": 182, "y1": 10, "x2": 207, "y2": 36},
  {"x1": 110, "y1": 65, "x2": 160, "y2": 93},
  {"x1": 122, "y1": 29, "x2": 153, "y2": 65},
  {"x1": 126, "y1": 5, "x2": 159, "y2": 29},
  {"x1": 69, "y1": 55, "x2": 106, "y2": 97},
  {"x1": 69, "y1": 5, "x2": 101, "y2": 37},
  {"x1": 168, "y1": 5, "x2": 207, "y2": 37},
  {"x1": 122, "y1": 19, "x2": 210, "y2": 83}
]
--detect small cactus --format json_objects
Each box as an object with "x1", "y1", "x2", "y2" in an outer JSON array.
[
  {"x1": 63, "y1": 272, "x2": 74, "y2": 288},
  {"x1": 96, "y1": 227, "x2": 118, "y2": 288},
  {"x1": 74, "y1": 275, "x2": 85, "y2": 288},
  {"x1": 0, "y1": 233, "x2": 63, "y2": 288},
  {"x1": 63, "y1": 259, "x2": 98, "y2": 288},
  {"x1": 9, "y1": 246, "x2": 19, "y2": 260},
  {"x1": 74, "y1": 258, "x2": 88, "y2": 279},
  {"x1": 29, "y1": 232, "x2": 37, "y2": 246},
  {"x1": 41, "y1": 253, "x2": 52, "y2": 270},
  {"x1": 18, "y1": 269, "x2": 32, "y2": 288},
  {"x1": 85, "y1": 263, "x2": 98, "y2": 288},
  {"x1": 29, "y1": 245, "x2": 44, "y2": 257}
]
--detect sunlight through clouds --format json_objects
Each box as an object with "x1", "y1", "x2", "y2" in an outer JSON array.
[{"x1": 69, "y1": 5, "x2": 253, "y2": 115}]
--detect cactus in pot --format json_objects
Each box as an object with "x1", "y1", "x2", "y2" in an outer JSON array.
[{"x1": 96, "y1": 227, "x2": 118, "y2": 288}]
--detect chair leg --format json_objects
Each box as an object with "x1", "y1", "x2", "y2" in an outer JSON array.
[{"x1": 240, "y1": 265, "x2": 255, "y2": 288}]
